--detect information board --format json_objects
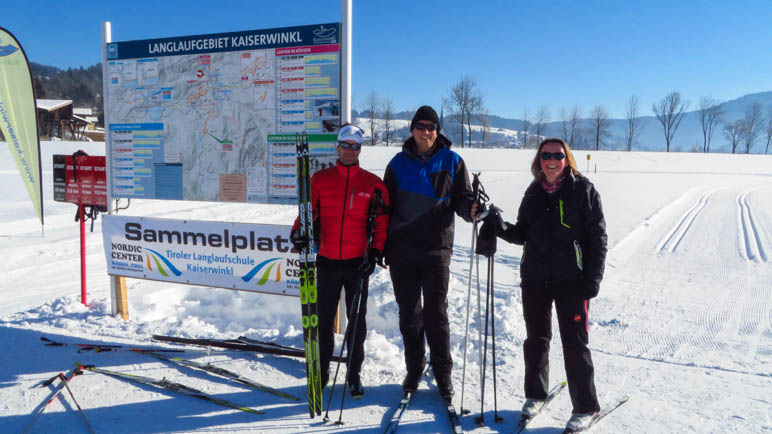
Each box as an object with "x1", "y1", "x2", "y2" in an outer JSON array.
[
  {"x1": 104, "y1": 23, "x2": 341, "y2": 204},
  {"x1": 53, "y1": 154, "x2": 108, "y2": 208}
]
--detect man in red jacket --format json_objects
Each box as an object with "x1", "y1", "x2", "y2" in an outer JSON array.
[{"x1": 290, "y1": 124, "x2": 389, "y2": 398}]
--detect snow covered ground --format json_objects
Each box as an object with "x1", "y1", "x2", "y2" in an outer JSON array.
[{"x1": 1, "y1": 141, "x2": 770, "y2": 433}]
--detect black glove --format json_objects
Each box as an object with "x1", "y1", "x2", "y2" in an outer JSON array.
[
  {"x1": 289, "y1": 228, "x2": 309, "y2": 251},
  {"x1": 476, "y1": 206, "x2": 508, "y2": 257},
  {"x1": 476, "y1": 220, "x2": 498, "y2": 257},
  {"x1": 473, "y1": 200, "x2": 487, "y2": 221},
  {"x1": 358, "y1": 248, "x2": 382, "y2": 277},
  {"x1": 579, "y1": 279, "x2": 600, "y2": 299}
]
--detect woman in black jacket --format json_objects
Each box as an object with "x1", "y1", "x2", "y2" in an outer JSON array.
[{"x1": 481, "y1": 138, "x2": 607, "y2": 432}]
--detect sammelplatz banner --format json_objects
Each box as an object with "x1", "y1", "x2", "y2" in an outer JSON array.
[
  {"x1": 0, "y1": 27, "x2": 43, "y2": 226},
  {"x1": 102, "y1": 214, "x2": 301, "y2": 296}
]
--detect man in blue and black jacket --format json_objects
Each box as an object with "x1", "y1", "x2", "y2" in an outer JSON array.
[{"x1": 383, "y1": 105, "x2": 476, "y2": 403}]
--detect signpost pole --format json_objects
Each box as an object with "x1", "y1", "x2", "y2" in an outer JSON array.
[
  {"x1": 79, "y1": 204, "x2": 87, "y2": 306},
  {"x1": 341, "y1": 0, "x2": 351, "y2": 124},
  {"x1": 102, "y1": 21, "x2": 129, "y2": 320}
]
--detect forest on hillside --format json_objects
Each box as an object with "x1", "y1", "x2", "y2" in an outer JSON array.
[{"x1": 31, "y1": 62, "x2": 103, "y2": 121}]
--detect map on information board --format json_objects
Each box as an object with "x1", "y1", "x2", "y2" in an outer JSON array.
[{"x1": 104, "y1": 23, "x2": 340, "y2": 204}]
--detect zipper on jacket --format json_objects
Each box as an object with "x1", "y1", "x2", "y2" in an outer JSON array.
[
  {"x1": 339, "y1": 166, "x2": 351, "y2": 259},
  {"x1": 573, "y1": 240, "x2": 583, "y2": 271},
  {"x1": 559, "y1": 199, "x2": 571, "y2": 228}
]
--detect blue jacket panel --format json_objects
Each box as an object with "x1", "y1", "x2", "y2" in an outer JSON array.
[{"x1": 384, "y1": 135, "x2": 474, "y2": 266}]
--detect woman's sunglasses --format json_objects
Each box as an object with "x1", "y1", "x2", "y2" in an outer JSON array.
[
  {"x1": 540, "y1": 152, "x2": 566, "y2": 161},
  {"x1": 338, "y1": 141, "x2": 362, "y2": 150}
]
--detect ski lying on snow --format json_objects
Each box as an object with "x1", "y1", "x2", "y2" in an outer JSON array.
[
  {"x1": 516, "y1": 381, "x2": 567, "y2": 433},
  {"x1": 42, "y1": 336, "x2": 185, "y2": 353},
  {"x1": 562, "y1": 395, "x2": 630, "y2": 434},
  {"x1": 76, "y1": 362, "x2": 264, "y2": 415},
  {"x1": 140, "y1": 351, "x2": 300, "y2": 401},
  {"x1": 151, "y1": 334, "x2": 344, "y2": 362}
]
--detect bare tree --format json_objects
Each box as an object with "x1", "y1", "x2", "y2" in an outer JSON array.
[
  {"x1": 382, "y1": 97, "x2": 395, "y2": 146},
  {"x1": 477, "y1": 108, "x2": 491, "y2": 147},
  {"x1": 567, "y1": 105, "x2": 582, "y2": 148},
  {"x1": 533, "y1": 105, "x2": 550, "y2": 144},
  {"x1": 589, "y1": 105, "x2": 611, "y2": 150},
  {"x1": 765, "y1": 110, "x2": 772, "y2": 154},
  {"x1": 520, "y1": 109, "x2": 531, "y2": 148},
  {"x1": 697, "y1": 96, "x2": 723, "y2": 153},
  {"x1": 741, "y1": 102, "x2": 764, "y2": 154},
  {"x1": 559, "y1": 107, "x2": 570, "y2": 143},
  {"x1": 624, "y1": 95, "x2": 644, "y2": 151},
  {"x1": 441, "y1": 97, "x2": 464, "y2": 143},
  {"x1": 362, "y1": 91, "x2": 380, "y2": 146},
  {"x1": 444, "y1": 75, "x2": 483, "y2": 147},
  {"x1": 652, "y1": 91, "x2": 690, "y2": 152},
  {"x1": 723, "y1": 120, "x2": 743, "y2": 153}
]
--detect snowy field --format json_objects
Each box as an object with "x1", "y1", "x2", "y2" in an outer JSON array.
[{"x1": 1, "y1": 141, "x2": 770, "y2": 433}]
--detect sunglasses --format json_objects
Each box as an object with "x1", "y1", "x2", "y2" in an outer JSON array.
[
  {"x1": 414, "y1": 122, "x2": 437, "y2": 132},
  {"x1": 540, "y1": 152, "x2": 566, "y2": 161},
  {"x1": 338, "y1": 141, "x2": 362, "y2": 150}
]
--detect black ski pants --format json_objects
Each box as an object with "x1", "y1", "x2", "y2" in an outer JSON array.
[
  {"x1": 390, "y1": 265, "x2": 452, "y2": 379},
  {"x1": 522, "y1": 283, "x2": 600, "y2": 414},
  {"x1": 317, "y1": 259, "x2": 368, "y2": 383}
]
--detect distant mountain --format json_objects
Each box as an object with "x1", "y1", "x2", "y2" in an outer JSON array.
[
  {"x1": 411, "y1": 91, "x2": 772, "y2": 153},
  {"x1": 593, "y1": 91, "x2": 772, "y2": 153}
]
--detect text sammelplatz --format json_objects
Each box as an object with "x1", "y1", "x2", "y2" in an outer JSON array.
[{"x1": 123, "y1": 222, "x2": 294, "y2": 254}]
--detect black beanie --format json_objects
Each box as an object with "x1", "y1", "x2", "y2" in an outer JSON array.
[{"x1": 410, "y1": 105, "x2": 440, "y2": 131}]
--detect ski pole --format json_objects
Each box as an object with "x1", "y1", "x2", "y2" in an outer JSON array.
[
  {"x1": 490, "y1": 258, "x2": 503, "y2": 422},
  {"x1": 334, "y1": 279, "x2": 365, "y2": 425},
  {"x1": 322, "y1": 319, "x2": 350, "y2": 419},
  {"x1": 60, "y1": 372, "x2": 96, "y2": 434},
  {"x1": 23, "y1": 368, "x2": 82, "y2": 434},
  {"x1": 475, "y1": 257, "x2": 492, "y2": 427},
  {"x1": 459, "y1": 219, "x2": 477, "y2": 416},
  {"x1": 322, "y1": 299, "x2": 352, "y2": 421},
  {"x1": 461, "y1": 172, "x2": 486, "y2": 416},
  {"x1": 472, "y1": 174, "x2": 490, "y2": 416}
]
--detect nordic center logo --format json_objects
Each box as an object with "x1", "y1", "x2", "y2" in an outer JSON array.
[
  {"x1": 242, "y1": 257, "x2": 283, "y2": 285},
  {"x1": 145, "y1": 248, "x2": 182, "y2": 277}
]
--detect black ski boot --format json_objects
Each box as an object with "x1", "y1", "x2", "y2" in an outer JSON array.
[
  {"x1": 348, "y1": 375, "x2": 364, "y2": 398},
  {"x1": 402, "y1": 356, "x2": 427, "y2": 393},
  {"x1": 436, "y1": 375, "x2": 454, "y2": 404}
]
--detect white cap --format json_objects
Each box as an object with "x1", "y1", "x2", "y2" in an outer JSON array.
[{"x1": 337, "y1": 125, "x2": 363, "y2": 145}]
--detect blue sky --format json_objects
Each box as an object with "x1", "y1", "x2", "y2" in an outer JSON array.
[{"x1": 2, "y1": 0, "x2": 770, "y2": 119}]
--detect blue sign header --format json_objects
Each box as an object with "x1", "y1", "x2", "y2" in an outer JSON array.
[{"x1": 107, "y1": 23, "x2": 340, "y2": 60}]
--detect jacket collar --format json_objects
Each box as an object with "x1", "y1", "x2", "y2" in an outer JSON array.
[
  {"x1": 336, "y1": 159, "x2": 360, "y2": 176},
  {"x1": 402, "y1": 133, "x2": 452, "y2": 162}
]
